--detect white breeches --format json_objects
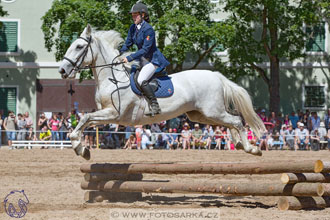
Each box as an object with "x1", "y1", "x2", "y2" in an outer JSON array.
[{"x1": 137, "y1": 62, "x2": 157, "y2": 86}]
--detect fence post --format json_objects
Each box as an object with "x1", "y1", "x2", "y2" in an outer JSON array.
[{"x1": 96, "y1": 127, "x2": 99, "y2": 149}]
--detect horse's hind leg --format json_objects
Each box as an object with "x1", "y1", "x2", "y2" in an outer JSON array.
[{"x1": 195, "y1": 111, "x2": 261, "y2": 156}]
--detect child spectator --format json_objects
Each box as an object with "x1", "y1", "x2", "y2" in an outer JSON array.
[
  {"x1": 181, "y1": 122, "x2": 191, "y2": 149},
  {"x1": 39, "y1": 125, "x2": 52, "y2": 148},
  {"x1": 123, "y1": 135, "x2": 137, "y2": 150},
  {"x1": 48, "y1": 113, "x2": 60, "y2": 141}
]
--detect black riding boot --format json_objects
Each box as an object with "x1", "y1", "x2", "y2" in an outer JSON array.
[{"x1": 141, "y1": 81, "x2": 161, "y2": 116}]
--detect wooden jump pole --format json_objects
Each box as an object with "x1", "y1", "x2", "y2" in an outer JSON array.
[
  {"x1": 278, "y1": 196, "x2": 330, "y2": 210},
  {"x1": 281, "y1": 173, "x2": 330, "y2": 184},
  {"x1": 84, "y1": 172, "x2": 143, "y2": 182},
  {"x1": 80, "y1": 160, "x2": 326, "y2": 175},
  {"x1": 81, "y1": 181, "x2": 324, "y2": 197}
]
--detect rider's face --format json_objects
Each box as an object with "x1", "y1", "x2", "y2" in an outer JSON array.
[{"x1": 132, "y1": 12, "x2": 142, "y2": 25}]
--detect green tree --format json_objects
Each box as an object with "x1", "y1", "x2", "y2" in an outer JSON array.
[
  {"x1": 216, "y1": 0, "x2": 323, "y2": 113},
  {"x1": 0, "y1": 0, "x2": 9, "y2": 28},
  {"x1": 42, "y1": 0, "x2": 230, "y2": 74}
]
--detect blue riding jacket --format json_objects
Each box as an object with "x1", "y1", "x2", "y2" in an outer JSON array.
[{"x1": 120, "y1": 21, "x2": 170, "y2": 69}]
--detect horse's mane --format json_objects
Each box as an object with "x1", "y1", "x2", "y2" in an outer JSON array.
[{"x1": 92, "y1": 30, "x2": 138, "y2": 69}]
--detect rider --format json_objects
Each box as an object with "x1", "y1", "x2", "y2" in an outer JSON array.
[{"x1": 120, "y1": 2, "x2": 170, "y2": 116}]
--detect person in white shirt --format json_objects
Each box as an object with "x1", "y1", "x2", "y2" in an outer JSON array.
[{"x1": 295, "y1": 122, "x2": 309, "y2": 150}]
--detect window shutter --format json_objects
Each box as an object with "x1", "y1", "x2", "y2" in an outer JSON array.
[
  {"x1": 0, "y1": 21, "x2": 18, "y2": 52},
  {"x1": 0, "y1": 88, "x2": 17, "y2": 115}
]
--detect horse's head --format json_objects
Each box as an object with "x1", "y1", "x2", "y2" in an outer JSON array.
[{"x1": 58, "y1": 24, "x2": 94, "y2": 79}]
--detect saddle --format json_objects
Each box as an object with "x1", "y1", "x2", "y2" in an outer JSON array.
[{"x1": 129, "y1": 65, "x2": 174, "y2": 98}]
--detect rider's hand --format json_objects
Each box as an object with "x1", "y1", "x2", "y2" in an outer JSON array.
[{"x1": 122, "y1": 57, "x2": 128, "y2": 63}]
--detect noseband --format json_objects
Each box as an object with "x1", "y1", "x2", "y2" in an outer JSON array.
[{"x1": 63, "y1": 36, "x2": 92, "y2": 72}]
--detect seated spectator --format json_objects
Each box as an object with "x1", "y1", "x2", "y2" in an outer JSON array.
[
  {"x1": 310, "y1": 129, "x2": 320, "y2": 151},
  {"x1": 166, "y1": 128, "x2": 179, "y2": 150},
  {"x1": 283, "y1": 114, "x2": 291, "y2": 127},
  {"x1": 311, "y1": 112, "x2": 321, "y2": 131},
  {"x1": 135, "y1": 125, "x2": 143, "y2": 150},
  {"x1": 220, "y1": 126, "x2": 229, "y2": 150},
  {"x1": 123, "y1": 135, "x2": 137, "y2": 150},
  {"x1": 202, "y1": 125, "x2": 213, "y2": 150},
  {"x1": 296, "y1": 122, "x2": 309, "y2": 150},
  {"x1": 155, "y1": 133, "x2": 166, "y2": 149},
  {"x1": 214, "y1": 126, "x2": 222, "y2": 150},
  {"x1": 181, "y1": 122, "x2": 191, "y2": 150},
  {"x1": 318, "y1": 122, "x2": 327, "y2": 149},
  {"x1": 39, "y1": 125, "x2": 52, "y2": 149},
  {"x1": 26, "y1": 127, "x2": 37, "y2": 142},
  {"x1": 284, "y1": 125, "x2": 295, "y2": 150},
  {"x1": 191, "y1": 123, "x2": 203, "y2": 149}
]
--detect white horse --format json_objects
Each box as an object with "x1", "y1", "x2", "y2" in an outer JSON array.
[{"x1": 59, "y1": 25, "x2": 265, "y2": 160}]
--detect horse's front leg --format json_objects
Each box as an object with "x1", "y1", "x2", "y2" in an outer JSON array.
[{"x1": 70, "y1": 108, "x2": 118, "y2": 160}]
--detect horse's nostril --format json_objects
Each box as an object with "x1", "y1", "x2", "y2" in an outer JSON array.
[{"x1": 59, "y1": 68, "x2": 65, "y2": 74}]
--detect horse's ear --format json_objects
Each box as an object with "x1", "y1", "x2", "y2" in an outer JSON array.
[
  {"x1": 86, "y1": 24, "x2": 92, "y2": 37},
  {"x1": 81, "y1": 24, "x2": 92, "y2": 38}
]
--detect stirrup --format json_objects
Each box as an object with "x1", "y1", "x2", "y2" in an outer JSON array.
[{"x1": 145, "y1": 104, "x2": 161, "y2": 117}]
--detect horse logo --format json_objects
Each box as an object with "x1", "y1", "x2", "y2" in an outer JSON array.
[{"x1": 4, "y1": 190, "x2": 29, "y2": 218}]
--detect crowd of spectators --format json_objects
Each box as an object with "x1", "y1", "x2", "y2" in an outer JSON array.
[{"x1": 0, "y1": 108, "x2": 330, "y2": 151}]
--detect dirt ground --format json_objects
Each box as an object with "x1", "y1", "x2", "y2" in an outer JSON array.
[{"x1": 0, "y1": 148, "x2": 330, "y2": 220}]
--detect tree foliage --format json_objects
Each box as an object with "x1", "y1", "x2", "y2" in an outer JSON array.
[
  {"x1": 41, "y1": 0, "x2": 230, "y2": 73},
  {"x1": 216, "y1": 0, "x2": 324, "y2": 112},
  {"x1": 0, "y1": 0, "x2": 9, "y2": 28}
]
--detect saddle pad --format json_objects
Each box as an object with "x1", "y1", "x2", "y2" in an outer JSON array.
[{"x1": 130, "y1": 72, "x2": 174, "y2": 98}]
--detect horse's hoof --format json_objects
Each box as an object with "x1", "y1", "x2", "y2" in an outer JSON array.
[
  {"x1": 82, "y1": 147, "x2": 91, "y2": 160},
  {"x1": 235, "y1": 142, "x2": 244, "y2": 150},
  {"x1": 74, "y1": 146, "x2": 91, "y2": 160},
  {"x1": 251, "y1": 148, "x2": 262, "y2": 156}
]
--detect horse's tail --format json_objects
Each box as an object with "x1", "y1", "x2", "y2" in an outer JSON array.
[{"x1": 218, "y1": 73, "x2": 265, "y2": 139}]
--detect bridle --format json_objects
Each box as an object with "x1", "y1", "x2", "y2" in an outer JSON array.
[{"x1": 63, "y1": 35, "x2": 131, "y2": 116}]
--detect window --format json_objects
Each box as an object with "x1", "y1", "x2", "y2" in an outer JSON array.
[
  {"x1": 303, "y1": 85, "x2": 327, "y2": 110},
  {"x1": 0, "y1": 19, "x2": 20, "y2": 55},
  {"x1": 0, "y1": 87, "x2": 17, "y2": 116},
  {"x1": 306, "y1": 22, "x2": 326, "y2": 53}
]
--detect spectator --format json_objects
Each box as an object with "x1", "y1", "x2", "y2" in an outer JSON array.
[
  {"x1": 38, "y1": 113, "x2": 48, "y2": 132},
  {"x1": 17, "y1": 113, "x2": 27, "y2": 141},
  {"x1": 26, "y1": 127, "x2": 37, "y2": 142},
  {"x1": 246, "y1": 124, "x2": 256, "y2": 146},
  {"x1": 283, "y1": 114, "x2": 291, "y2": 126},
  {"x1": 311, "y1": 112, "x2": 321, "y2": 131},
  {"x1": 135, "y1": 125, "x2": 143, "y2": 150},
  {"x1": 125, "y1": 126, "x2": 134, "y2": 143},
  {"x1": 318, "y1": 122, "x2": 327, "y2": 149},
  {"x1": 284, "y1": 125, "x2": 295, "y2": 150},
  {"x1": 58, "y1": 112, "x2": 68, "y2": 141},
  {"x1": 39, "y1": 124, "x2": 52, "y2": 148},
  {"x1": 0, "y1": 112, "x2": 3, "y2": 148},
  {"x1": 123, "y1": 134, "x2": 137, "y2": 150},
  {"x1": 268, "y1": 112, "x2": 277, "y2": 125},
  {"x1": 310, "y1": 129, "x2": 320, "y2": 151},
  {"x1": 70, "y1": 109, "x2": 79, "y2": 129},
  {"x1": 296, "y1": 122, "x2": 309, "y2": 150},
  {"x1": 202, "y1": 125, "x2": 213, "y2": 150},
  {"x1": 324, "y1": 109, "x2": 330, "y2": 130},
  {"x1": 191, "y1": 123, "x2": 203, "y2": 149},
  {"x1": 327, "y1": 121, "x2": 330, "y2": 151},
  {"x1": 141, "y1": 126, "x2": 152, "y2": 150},
  {"x1": 3, "y1": 111, "x2": 17, "y2": 149},
  {"x1": 181, "y1": 122, "x2": 191, "y2": 149},
  {"x1": 155, "y1": 133, "x2": 166, "y2": 149},
  {"x1": 214, "y1": 126, "x2": 222, "y2": 150},
  {"x1": 259, "y1": 109, "x2": 267, "y2": 122},
  {"x1": 84, "y1": 125, "x2": 96, "y2": 149},
  {"x1": 48, "y1": 113, "x2": 60, "y2": 141},
  {"x1": 166, "y1": 128, "x2": 179, "y2": 150},
  {"x1": 289, "y1": 111, "x2": 299, "y2": 129},
  {"x1": 220, "y1": 126, "x2": 229, "y2": 150},
  {"x1": 24, "y1": 112, "x2": 33, "y2": 131},
  {"x1": 168, "y1": 117, "x2": 181, "y2": 131}
]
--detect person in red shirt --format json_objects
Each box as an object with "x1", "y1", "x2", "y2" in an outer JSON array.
[{"x1": 48, "y1": 113, "x2": 60, "y2": 141}]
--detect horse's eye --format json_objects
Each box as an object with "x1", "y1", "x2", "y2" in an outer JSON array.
[{"x1": 76, "y1": 45, "x2": 84, "y2": 50}]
